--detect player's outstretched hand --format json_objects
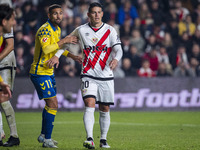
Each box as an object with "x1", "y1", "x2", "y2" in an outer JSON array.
[
  {"x1": 0, "y1": 82, "x2": 12, "y2": 98},
  {"x1": 64, "y1": 35, "x2": 78, "y2": 44},
  {"x1": 46, "y1": 56, "x2": 59, "y2": 68},
  {"x1": 73, "y1": 55, "x2": 82, "y2": 64},
  {"x1": 109, "y1": 59, "x2": 118, "y2": 70}
]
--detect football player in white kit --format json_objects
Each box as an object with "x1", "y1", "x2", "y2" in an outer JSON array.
[
  {"x1": 47, "y1": 2, "x2": 123, "y2": 149},
  {"x1": 0, "y1": 4, "x2": 20, "y2": 147}
]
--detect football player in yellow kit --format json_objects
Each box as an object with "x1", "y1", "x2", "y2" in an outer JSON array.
[{"x1": 29, "y1": 4, "x2": 80, "y2": 148}]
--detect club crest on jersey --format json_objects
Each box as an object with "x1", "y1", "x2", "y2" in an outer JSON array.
[
  {"x1": 42, "y1": 37, "x2": 48, "y2": 43},
  {"x1": 92, "y1": 38, "x2": 98, "y2": 43}
]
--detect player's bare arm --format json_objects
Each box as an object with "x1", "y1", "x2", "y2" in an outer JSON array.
[
  {"x1": 46, "y1": 52, "x2": 82, "y2": 68},
  {"x1": 0, "y1": 38, "x2": 14, "y2": 61},
  {"x1": 67, "y1": 53, "x2": 82, "y2": 64},
  {"x1": 57, "y1": 35, "x2": 78, "y2": 47}
]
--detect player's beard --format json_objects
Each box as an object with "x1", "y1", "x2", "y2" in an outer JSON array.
[{"x1": 54, "y1": 19, "x2": 62, "y2": 25}]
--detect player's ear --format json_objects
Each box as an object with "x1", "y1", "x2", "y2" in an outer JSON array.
[
  {"x1": 87, "y1": 12, "x2": 90, "y2": 18},
  {"x1": 2, "y1": 19, "x2": 7, "y2": 26},
  {"x1": 101, "y1": 11, "x2": 104, "y2": 17},
  {"x1": 47, "y1": 13, "x2": 50, "y2": 19}
]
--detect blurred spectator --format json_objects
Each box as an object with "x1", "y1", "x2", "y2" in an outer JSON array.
[
  {"x1": 121, "y1": 36, "x2": 131, "y2": 58},
  {"x1": 138, "y1": 2, "x2": 153, "y2": 26},
  {"x1": 145, "y1": 34, "x2": 159, "y2": 53},
  {"x1": 26, "y1": 44, "x2": 35, "y2": 74},
  {"x1": 137, "y1": 59, "x2": 156, "y2": 77},
  {"x1": 103, "y1": 2, "x2": 118, "y2": 23},
  {"x1": 166, "y1": 18, "x2": 179, "y2": 40},
  {"x1": 143, "y1": 47, "x2": 159, "y2": 72},
  {"x1": 62, "y1": 2, "x2": 74, "y2": 25},
  {"x1": 161, "y1": 32, "x2": 176, "y2": 69},
  {"x1": 60, "y1": 18, "x2": 68, "y2": 38},
  {"x1": 157, "y1": 62, "x2": 172, "y2": 77},
  {"x1": 157, "y1": 46, "x2": 170, "y2": 64},
  {"x1": 57, "y1": 57, "x2": 78, "y2": 77},
  {"x1": 15, "y1": 45, "x2": 28, "y2": 76},
  {"x1": 133, "y1": 18, "x2": 146, "y2": 37},
  {"x1": 22, "y1": 1, "x2": 40, "y2": 44},
  {"x1": 120, "y1": 19, "x2": 132, "y2": 37},
  {"x1": 188, "y1": 43, "x2": 200, "y2": 62},
  {"x1": 130, "y1": 29, "x2": 145, "y2": 55},
  {"x1": 178, "y1": 32, "x2": 192, "y2": 53},
  {"x1": 165, "y1": 6, "x2": 179, "y2": 23},
  {"x1": 191, "y1": 3, "x2": 200, "y2": 23},
  {"x1": 176, "y1": 45, "x2": 189, "y2": 66},
  {"x1": 174, "y1": 61, "x2": 195, "y2": 77},
  {"x1": 107, "y1": 19, "x2": 120, "y2": 36},
  {"x1": 192, "y1": 28, "x2": 200, "y2": 44},
  {"x1": 128, "y1": 45, "x2": 142, "y2": 70},
  {"x1": 153, "y1": 24, "x2": 165, "y2": 43},
  {"x1": 118, "y1": 0, "x2": 138, "y2": 25},
  {"x1": 175, "y1": 0, "x2": 189, "y2": 21},
  {"x1": 15, "y1": 6, "x2": 24, "y2": 31},
  {"x1": 73, "y1": 2, "x2": 88, "y2": 24},
  {"x1": 189, "y1": 57, "x2": 200, "y2": 77},
  {"x1": 14, "y1": 30, "x2": 30, "y2": 56},
  {"x1": 122, "y1": 58, "x2": 136, "y2": 76},
  {"x1": 178, "y1": 15, "x2": 196, "y2": 36},
  {"x1": 38, "y1": 4, "x2": 49, "y2": 25},
  {"x1": 150, "y1": 0, "x2": 165, "y2": 25}
]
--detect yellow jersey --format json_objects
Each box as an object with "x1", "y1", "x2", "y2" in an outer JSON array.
[
  {"x1": 30, "y1": 20, "x2": 68, "y2": 75},
  {"x1": 0, "y1": 75, "x2": 3, "y2": 82}
]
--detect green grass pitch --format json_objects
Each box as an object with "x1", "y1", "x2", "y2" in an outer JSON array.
[{"x1": 1, "y1": 111, "x2": 200, "y2": 150}]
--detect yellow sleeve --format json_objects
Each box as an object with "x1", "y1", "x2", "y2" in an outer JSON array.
[
  {"x1": 0, "y1": 76, "x2": 3, "y2": 82},
  {"x1": 38, "y1": 27, "x2": 59, "y2": 55},
  {"x1": 62, "y1": 50, "x2": 69, "y2": 57}
]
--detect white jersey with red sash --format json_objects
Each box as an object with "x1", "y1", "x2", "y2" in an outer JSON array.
[{"x1": 71, "y1": 23, "x2": 121, "y2": 79}]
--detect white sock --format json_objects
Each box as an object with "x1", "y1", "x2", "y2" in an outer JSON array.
[
  {"x1": 83, "y1": 107, "x2": 95, "y2": 139},
  {"x1": 0, "y1": 111, "x2": 3, "y2": 140},
  {"x1": 1, "y1": 101, "x2": 18, "y2": 138},
  {"x1": 99, "y1": 111, "x2": 110, "y2": 140}
]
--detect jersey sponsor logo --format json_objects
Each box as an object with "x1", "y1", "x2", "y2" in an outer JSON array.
[
  {"x1": 84, "y1": 45, "x2": 108, "y2": 52},
  {"x1": 42, "y1": 37, "x2": 48, "y2": 43},
  {"x1": 83, "y1": 29, "x2": 112, "y2": 73}
]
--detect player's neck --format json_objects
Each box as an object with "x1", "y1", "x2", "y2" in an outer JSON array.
[{"x1": 90, "y1": 22, "x2": 103, "y2": 28}]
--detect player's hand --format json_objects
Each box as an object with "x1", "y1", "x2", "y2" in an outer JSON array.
[
  {"x1": 64, "y1": 35, "x2": 78, "y2": 44},
  {"x1": 46, "y1": 56, "x2": 59, "y2": 68},
  {"x1": 72, "y1": 55, "x2": 82, "y2": 64},
  {"x1": 0, "y1": 82, "x2": 12, "y2": 98},
  {"x1": 109, "y1": 59, "x2": 118, "y2": 70}
]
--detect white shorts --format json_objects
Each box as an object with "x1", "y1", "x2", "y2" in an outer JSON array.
[
  {"x1": 81, "y1": 77, "x2": 114, "y2": 105},
  {"x1": 0, "y1": 51, "x2": 16, "y2": 91}
]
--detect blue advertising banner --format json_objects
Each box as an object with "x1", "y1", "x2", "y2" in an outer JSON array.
[{"x1": 12, "y1": 77, "x2": 200, "y2": 111}]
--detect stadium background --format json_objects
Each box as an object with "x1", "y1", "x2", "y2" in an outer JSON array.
[
  {"x1": 0, "y1": 1, "x2": 200, "y2": 150},
  {"x1": 1, "y1": 0, "x2": 200, "y2": 111}
]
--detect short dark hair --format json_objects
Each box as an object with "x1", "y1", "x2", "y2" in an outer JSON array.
[
  {"x1": 88, "y1": 2, "x2": 103, "y2": 13},
  {"x1": 0, "y1": 4, "x2": 14, "y2": 26},
  {"x1": 48, "y1": 4, "x2": 62, "y2": 14}
]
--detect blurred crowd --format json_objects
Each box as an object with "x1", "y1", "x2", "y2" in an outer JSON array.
[{"x1": 7, "y1": 0, "x2": 200, "y2": 77}]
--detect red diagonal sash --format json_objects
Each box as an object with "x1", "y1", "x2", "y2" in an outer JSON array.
[{"x1": 83, "y1": 29, "x2": 111, "y2": 73}]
